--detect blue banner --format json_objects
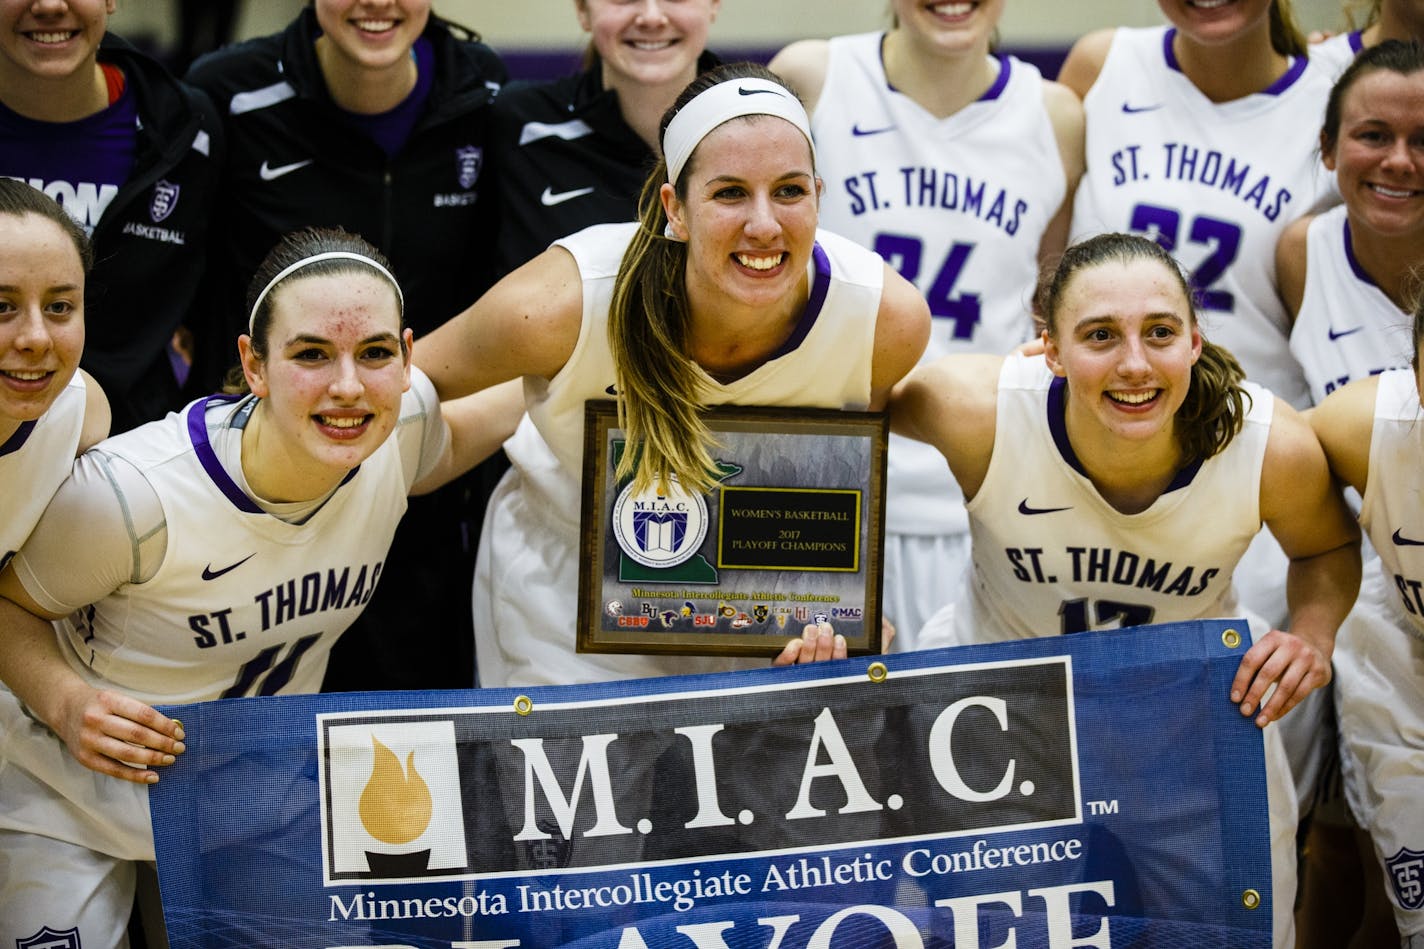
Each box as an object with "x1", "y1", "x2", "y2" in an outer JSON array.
[{"x1": 150, "y1": 620, "x2": 1273, "y2": 947}]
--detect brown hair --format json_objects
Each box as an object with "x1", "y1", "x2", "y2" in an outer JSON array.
[
  {"x1": 224, "y1": 227, "x2": 404, "y2": 393},
  {"x1": 1040, "y1": 232, "x2": 1250, "y2": 465},
  {"x1": 1321, "y1": 39, "x2": 1424, "y2": 155},
  {"x1": 608, "y1": 61, "x2": 809, "y2": 494},
  {"x1": 1269, "y1": 0, "x2": 1309, "y2": 57},
  {"x1": 0, "y1": 179, "x2": 93, "y2": 273}
]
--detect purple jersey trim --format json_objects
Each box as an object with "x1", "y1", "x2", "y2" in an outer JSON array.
[
  {"x1": 1163, "y1": 27, "x2": 1308, "y2": 95},
  {"x1": 1046, "y1": 375, "x2": 1204, "y2": 494},
  {"x1": 1341, "y1": 219, "x2": 1378, "y2": 287},
  {"x1": 1349, "y1": 30, "x2": 1365, "y2": 56},
  {"x1": 189, "y1": 396, "x2": 264, "y2": 514},
  {"x1": 768, "y1": 243, "x2": 832, "y2": 361},
  {"x1": 982, "y1": 55, "x2": 1012, "y2": 102},
  {"x1": 0, "y1": 420, "x2": 37, "y2": 458},
  {"x1": 188, "y1": 395, "x2": 363, "y2": 514}
]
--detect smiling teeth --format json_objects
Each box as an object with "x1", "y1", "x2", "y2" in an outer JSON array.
[
  {"x1": 930, "y1": 2, "x2": 974, "y2": 14},
  {"x1": 319, "y1": 415, "x2": 366, "y2": 428},
  {"x1": 30, "y1": 31, "x2": 76, "y2": 43},
  {"x1": 1372, "y1": 185, "x2": 1418, "y2": 198},
  {"x1": 1187, "y1": 0, "x2": 1232, "y2": 7},
  {"x1": 354, "y1": 19, "x2": 395, "y2": 31},
  {"x1": 736, "y1": 253, "x2": 784, "y2": 271},
  {"x1": 1109, "y1": 391, "x2": 1157, "y2": 405},
  {"x1": 3, "y1": 370, "x2": 47, "y2": 381},
  {"x1": 632, "y1": 40, "x2": 674, "y2": 50}
]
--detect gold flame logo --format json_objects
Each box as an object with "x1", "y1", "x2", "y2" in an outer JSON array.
[{"x1": 358, "y1": 736, "x2": 433, "y2": 845}]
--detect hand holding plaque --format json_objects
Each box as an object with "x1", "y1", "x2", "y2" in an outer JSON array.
[{"x1": 577, "y1": 401, "x2": 886, "y2": 657}]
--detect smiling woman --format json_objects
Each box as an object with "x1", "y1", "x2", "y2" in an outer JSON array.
[
  {"x1": 0, "y1": 227, "x2": 522, "y2": 946},
  {"x1": 890, "y1": 230, "x2": 1361, "y2": 949},
  {"x1": 416, "y1": 62, "x2": 930, "y2": 688}
]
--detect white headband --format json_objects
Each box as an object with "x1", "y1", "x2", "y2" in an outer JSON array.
[
  {"x1": 662, "y1": 77, "x2": 815, "y2": 185},
  {"x1": 248, "y1": 251, "x2": 404, "y2": 334}
]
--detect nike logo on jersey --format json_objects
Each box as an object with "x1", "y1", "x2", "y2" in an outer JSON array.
[
  {"x1": 203, "y1": 553, "x2": 256, "y2": 580},
  {"x1": 259, "y1": 159, "x2": 313, "y2": 181},
  {"x1": 1120, "y1": 102, "x2": 1162, "y2": 114},
  {"x1": 1018, "y1": 499, "x2": 1072, "y2": 515},
  {"x1": 1393, "y1": 528, "x2": 1424, "y2": 547},
  {"x1": 541, "y1": 186, "x2": 595, "y2": 207},
  {"x1": 605, "y1": 383, "x2": 619, "y2": 396},
  {"x1": 851, "y1": 123, "x2": 896, "y2": 137},
  {"x1": 738, "y1": 87, "x2": 779, "y2": 97},
  {"x1": 1327, "y1": 325, "x2": 1364, "y2": 341}
]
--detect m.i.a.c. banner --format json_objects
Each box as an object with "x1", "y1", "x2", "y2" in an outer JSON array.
[{"x1": 149, "y1": 619, "x2": 1274, "y2": 948}]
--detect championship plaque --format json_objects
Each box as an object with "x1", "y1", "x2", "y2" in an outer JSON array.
[{"x1": 577, "y1": 401, "x2": 886, "y2": 657}]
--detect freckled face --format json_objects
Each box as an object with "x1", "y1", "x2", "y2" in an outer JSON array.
[
  {"x1": 1044, "y1": 257, "x2": 1203, "y2": 449},
  {"x1": 241, "y1": 270, "x2": 411, "y2": 492},
  {"x1": 661, "y1": 115, "x2": 820, "y2": 315},
  {"x1": 0, "y1": 212, "x2": 85, "y2": 425}
]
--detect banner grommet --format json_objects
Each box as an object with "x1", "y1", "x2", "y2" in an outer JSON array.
[
  {"x1": 513, "y1": 695, "x2": 533, "y2": 716},
  {"x1": 1222, "y1": 628, "x2": 1242, "y2": 649},
  {"x1": 1241, "y1": 888, "x2": 1261, "y2": 910},
  {"x1": 866, "y1": 661, "x2": 888, "y2": 683}
]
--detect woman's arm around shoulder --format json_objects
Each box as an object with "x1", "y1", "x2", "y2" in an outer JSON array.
[
  {"x1": 77, "y1": 369, "x2": 110, "y2": 453},
  {"x1": 1274, "y1": 214, "x2": 1314, "y2": 323},
  {"x1": 1039, "y1": 80, "x2": 1087, "y2": 268},
  {"x1": 767, "y1": 39, "x2": 831, "y2": 116},
  {"x1": 889, "y1": 351, "x2": 1003, "y2": 500},
  {"x1": 409, "y1": 379, "x2": 525, "y2": 496},
  {"x1": 868, "y1": 264, "x2": 931, "y2": 410},
  {"x1": 1056, "y1": 28, "x2": 1116, "y2": 100},
  {"x1": 1307, "y1": 372, "x2": 1378, "y2": 496},
  {"x1": 414, "y1": 245, "x2": 585, "y2": 400},
  {"x1": 1234, "y1": 398, "x2": 1361, "y2": 727}
]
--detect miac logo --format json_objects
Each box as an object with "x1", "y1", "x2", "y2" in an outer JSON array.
[
  {"x1": 323, "y1": 720, "x2": 469, "y2": 879},
  {"x1": 611, "y1": 473, "x2": 708, "y2": 570}
]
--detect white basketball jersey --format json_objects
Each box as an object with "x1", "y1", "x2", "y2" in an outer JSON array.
[
  {"x1": 51, "y1": 387, "x2": 431, "y2": 705},
  {"x1": 1072, "y1": 26, "x2": 1335, "y2": 408},
  {"x1": 1359, "y1": 369, "x2": 1424, "y2": 640},
  {"x1": 1289, "y1": 205, "x2": 1412, "y2": 404},
  {"x1": 1309, "y1": 31, "x2": 1363, "y2": 81},
  {"x1": 477, "y1": 222, "x2": 882, "y2": 686},
  {"x1": 813, "y1": 33, "x2": 1067, "y2": 534},
  {"x1": 959, "y1": 354, "x2": 1270, "y2": 643},
  {"x1": 0, "y1": 373, "x2": 84, "y2": 566}
]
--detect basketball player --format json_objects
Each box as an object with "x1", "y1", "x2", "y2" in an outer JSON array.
[
  {"x1": 0, "y1": 228, "x2": 520, "y2": 947},
  {"x1": 416, "y1": 63, "x2": 931, "y2": 688},
  {"x1": 1312, "y1": 0, "x2": 1424, "y2": 77},
  {"x1": 1311, "y1": 297, "x2": 1424, "y2": 949},
  {"x1": 768, "y1": 0, "x2": 1084, "y2": 645},
  {"x1": 0, "y1": 180, "x2": 109, "y2": 570},
  {"x1": 1279, "y1": 40, "x2": 1424, "y2": 404},
  {"x1": 892, "y1": 232, "x2": 1361, "y2": 949}
]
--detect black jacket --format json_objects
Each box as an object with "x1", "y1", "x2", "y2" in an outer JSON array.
[
  {"x1": 186, "y1": 9, "x2": 507, "y2": 384},
  {"x1": 488, "y1": 52, "x2": 719, "y2": 274},
  {"x1": 85, "y1": 35, "x2": 224, "y2": 433}
]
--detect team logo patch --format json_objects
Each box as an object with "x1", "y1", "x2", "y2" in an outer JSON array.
[
  {"x1": 611, "y1": 474, "x2": 708, "y2": 570},
  {"x1": 324, "y1": 720, "x2": 469, "y2": 877},
  {"x1": 1387, "y1": 846, "x2": 1424, "y2": 911},
  {"x1": 605, "y1": 599, "x2": 624, "y2": 617},
  {"x1": 753, "y1": 604, "x2": 770, "y2": 623},
  {"x1": 456, "y1": 145, "x2": 484, "y2": 189},
  {"x1": 17, "y1": 926, "x2": 81, "y2": 949},
  {"x1": 149, "y1": 180, "x2": 180, "y2": 223}
]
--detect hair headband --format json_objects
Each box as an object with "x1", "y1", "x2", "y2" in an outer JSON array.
[
  {"x1": 248, "y1": 251, "x2": 404, "y2": 334},
  {"x1": 661, "y1": 77, "x2": 815, "y2": 185}
]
